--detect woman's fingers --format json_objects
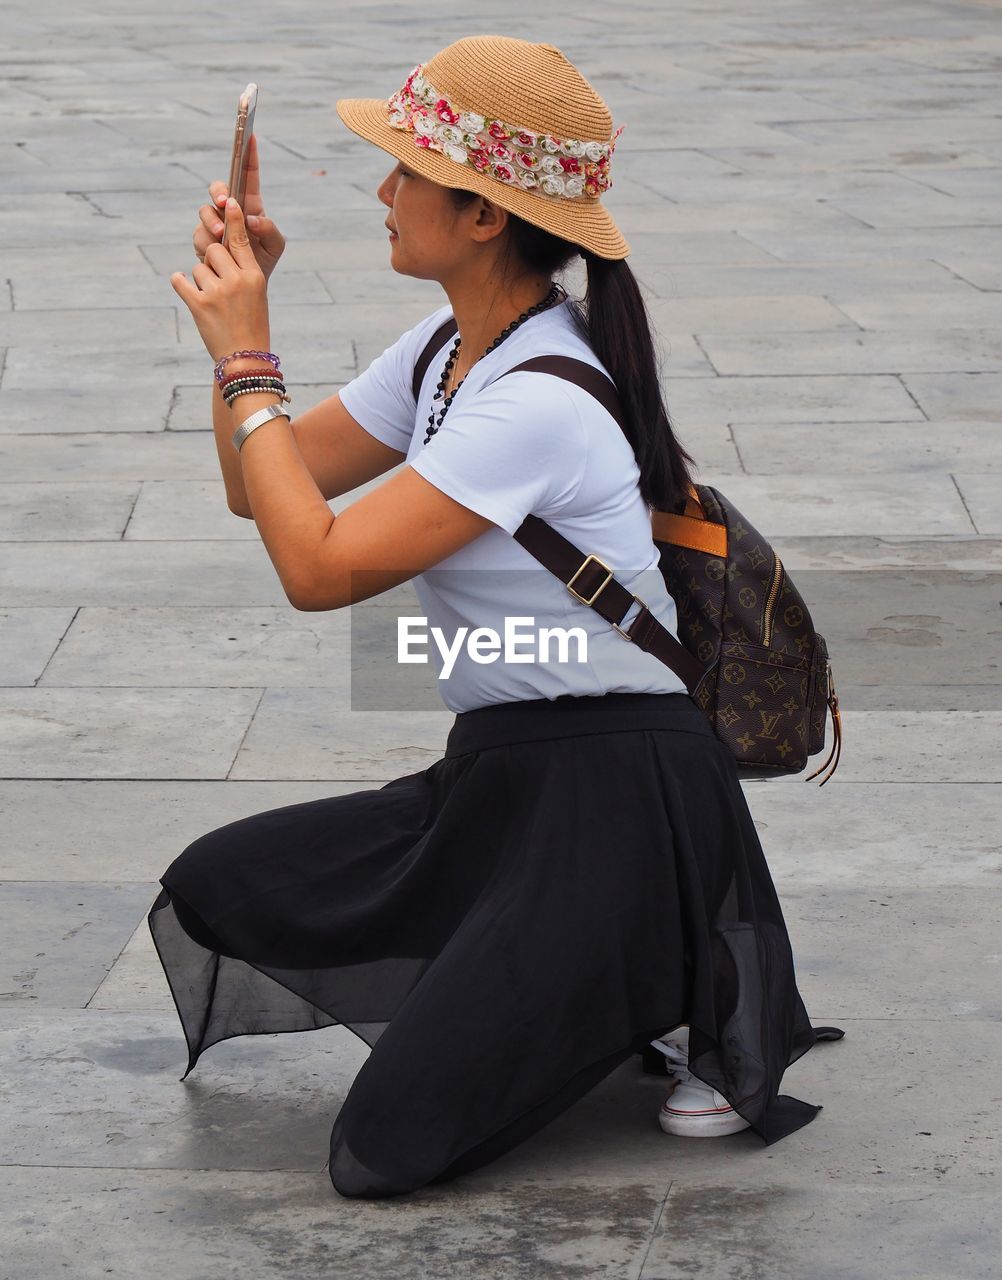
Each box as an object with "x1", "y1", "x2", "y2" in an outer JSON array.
[{"x1": 199, "y1": 201, "x2": 226, "y2": 238}]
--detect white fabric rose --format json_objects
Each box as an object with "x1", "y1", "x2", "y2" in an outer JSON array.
[
  {"x1": 565, "y1": 176, "x2": 585, "y2": 198},
  {"x1": 584, "y1": 141, "x2": 606, "y2": 163},
  {"x1": 540, "y1": 155, "x2": 563, "y2": 175},
  {"x1": 541, "y1": 174, "x2": 565, "y2": 196},
  {"x1": 541, "y1": 136, "x2": 561, "y2": 154},
  {"x1": 440, "y1": 125, "x2": 464, "y2": 145},
  {"x1": 519, "y1": 172, "x2": 538, "y2": 189},
  {"x1": 565, "y1": 139, "x2": 586, "y2": 157},
  {"x1": 459, "y1": 111, "x2": 485, "y2": 134},
  {"x1": 414, "y1": 115, "x2": 436, "y2": 136},
  {"x1": 445, "y1": 142, "x2": 469, "y2": 164}
]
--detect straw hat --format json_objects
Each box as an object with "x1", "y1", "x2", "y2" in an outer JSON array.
[{"x1": 335, "y1": 35, "x2": 630, "y2": 260}]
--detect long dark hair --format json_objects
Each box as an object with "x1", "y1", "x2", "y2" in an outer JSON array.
[{"x1": 448, "y1": 189, "x2": 698, "y2": 514}]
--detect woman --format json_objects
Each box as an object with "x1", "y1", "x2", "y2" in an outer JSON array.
[{"x1": 150, "y1": 35, "x2": 832, "y2": 1199}]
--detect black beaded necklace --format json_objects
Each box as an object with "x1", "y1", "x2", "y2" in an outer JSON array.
[{"x1": 423, "y1": 282, "x2": 566, "y2": 446}]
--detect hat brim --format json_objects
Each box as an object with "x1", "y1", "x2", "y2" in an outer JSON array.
[{"x1": 335, "y1": 96, "x2": 630, "y2": 261}]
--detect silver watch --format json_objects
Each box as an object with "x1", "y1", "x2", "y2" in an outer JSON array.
[{"x1": 232, "y1": 403, "x2": 291, "y2": 452}]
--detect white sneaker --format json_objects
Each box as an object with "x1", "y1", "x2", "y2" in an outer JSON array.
[{"x1": 650, "y1": 1026, "x2": 752, "y2": 1138}]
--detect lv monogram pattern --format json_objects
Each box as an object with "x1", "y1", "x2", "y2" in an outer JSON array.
[{"x1": 654, "y1": 486, "x2": 833, "y2": 778}]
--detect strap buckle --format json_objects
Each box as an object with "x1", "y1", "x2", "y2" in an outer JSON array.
[
  {"x1": 612, "y1": 595, "x2": 647, "y2": 640},
  {"x1": 566, "y1": 554, "x2": 614, "y2": 606}
]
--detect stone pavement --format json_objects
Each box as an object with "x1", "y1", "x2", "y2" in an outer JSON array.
[{"x1": 1, "y1": 0, "x2": 1000, "y2": 1275}]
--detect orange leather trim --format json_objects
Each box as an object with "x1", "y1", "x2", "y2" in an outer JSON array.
[{"x1": 652, "y1": 510, "x2": 728, "y2": 557}]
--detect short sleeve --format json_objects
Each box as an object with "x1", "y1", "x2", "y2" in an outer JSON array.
[
  {"x1": 408, "y1": 372, "x2": 588, "y2": 534},
  {"x1": 338, "y1": 304, "x2": 453, "y2": 453}
]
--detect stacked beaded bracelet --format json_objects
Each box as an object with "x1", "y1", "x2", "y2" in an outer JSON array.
[
  {"x1": 222, "y1": 375, "x2": 291, "y2": 408},
  {"x1": 214, "y1": 349, "x2": 281, "y2": 386},
  {"x1": 220, "y1": 366, "x2": 278, "y2": 392}
]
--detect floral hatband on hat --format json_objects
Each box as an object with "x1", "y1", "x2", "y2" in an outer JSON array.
[
  {"x1": 387, "y1": 64, "x2": 625, "y2": 203},
  {"x1": 335, "y1": 36, "x2": 631, "y2": 260}
]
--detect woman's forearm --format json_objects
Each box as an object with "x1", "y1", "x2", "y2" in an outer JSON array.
[
  {"x1": 211, "y1": 364, "x2": 265, "y2": 518},
  {"x1": 233, "y1": 404, "x2": 341, "y2": 608}
]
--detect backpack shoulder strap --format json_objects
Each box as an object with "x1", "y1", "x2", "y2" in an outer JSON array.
[
  {"x1": 495, "y1": 355, "x2": 629, "y2": 437},
  {"x1": 491, "y1": 357, "x2": 706, "y2": 694},
  {"x1": 412, "y1": 316, "x2": 459, "y2": 402}
]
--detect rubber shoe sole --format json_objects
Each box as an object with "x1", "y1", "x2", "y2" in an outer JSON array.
[{"x1": 659, "y1": 1087, "x2": 752, "y2": 1138}]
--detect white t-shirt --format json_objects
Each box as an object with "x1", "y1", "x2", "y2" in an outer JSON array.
[{"x1": 337, "y1": 295, "x2": 689, "y2": 713}]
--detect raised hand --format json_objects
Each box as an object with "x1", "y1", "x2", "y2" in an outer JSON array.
[
  {"x1": 192, "y1": 134, "x2": 286, "y2": 281},
  {"x1": 173, "y1": 197, "x2": 271, "y2": 362}
]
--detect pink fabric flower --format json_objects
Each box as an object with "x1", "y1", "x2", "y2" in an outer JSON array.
[
  {"x1": 488, "y1": 121, "x2": 510, "y2": 140},
  {"x1": 490, "y1": 142, "x2": 513, "y2": 162},
  {"x1": 492, "y1": 163, "x2": 515, "y2": 182},
  {"x1": 558, "y1": 156, "x2": 581, "y2": 174},
  {"x1": 435, "y1": 99, "x2": 460, "y2": 125},
  {"x1": 469, "y1": 147, "x2": 491, "y2": 171}
]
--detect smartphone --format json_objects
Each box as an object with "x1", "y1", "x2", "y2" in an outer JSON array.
[{"x1": 222, "y1": 83, "x2": 258, "y2": 248}]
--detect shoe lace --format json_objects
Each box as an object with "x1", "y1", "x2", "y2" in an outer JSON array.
[{"x1": 658, "y1": 1042, "x2": 691, "y2": 1084}]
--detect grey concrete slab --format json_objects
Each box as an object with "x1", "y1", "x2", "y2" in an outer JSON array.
[
  {"x1": 703, "y1": 141, "x2": 995, "y2": 179},
  {"x1": 0, "y1": 687, "x2": 262, "y2": 779},
  {"x1": 2, "y1": 346, "x2": 206, "y2": 393},
  {"x1": 0, "y1": 481, "x2": 139, "y2": 541},
  {"x1": 123, "y1": 481, "x2": 260, "y2": 542},
  {"x1": 230, "y1": 693, "x2": 451, "y2": 780},
  {"x1": 697, "y1": 329, "x2": 1002, "y2": 376},
  {"x1": 771, "y1": 709, "x2": 1001, "y2": 783},
  {"x1": 0, "y1": 307, "x2": 176, "y2": 348},
  {"x1": 745, "y1": 781, "x2": 1002, "y2": 887},
  {"x1": 645, "y1": 260, "x2": 968, "y2": 302},
  {"x1": 7, "y1": 270, "x2": 331, "y2": 311},
  {"x1": 836, "y1": 291, "x2": 1002, "y2": 331},
  {"x1": 0, "y1": 780, "x2": 361, "y2": 881},
  {"x1": 790, "y1": 569, "x2": 1001, "y2": 687},
  {"x1": 0, "y1": 1010, "x2": 368, "y2": 1171},
  {"x1": 0, "y1": 387, "x2": 174, "y2": 434},
  {"x1": 782, "y1": 885, "x2": 1002, "y2": 1021},
  {"x1": 0, "y1": 607, "x2": 75, "y2": 685},
  {"x1": 0, "y1": 244, "x2": 154, "y2": 278},
  {"x1": 765, "y1": 537, "x2": 1002, "y2": 572},
  {"x1": 0, "y1": 1165, "x2": 667, "y2": 1280},
  {"x1": 0, "y1": 431, "x2": 219, "y2": 482},
  {"x1": 902, "y1": 371, "x2": 1002, "y2": 421},
  {"x1": 953, "y1": 473, "x2": 1002, "y2": 535},
  {"x1": 648, "y1": 294, "x2": 857, "y2": 335},
  {"x1": 92, "y1": 916, "x2": 197, "y2": 1012},
  {"x1": 617, "y1": 198, "x2": 866, "y2": 236},
  {"x1": 2, "y1": 164, "x2": 210, "y2": 197},
  {"x1": 667, "y1": 474, "x2": 974, "y2": 536},
  {"x1": 0, "y1": 193, "x2": 156, "y2": 248},
  {"x1": 640, "y1": 1179, "x2": 1001, "y2": 1280},
  {"x1": 0, "y1": 542, "x2": 290, "y2": 606},
  {"x1": 738, "y1": 225, "x2": 1002, "y2": 264},
  {"x1": 0, "y1": 882, "x2": 158, "y2": 1008},
  {"x1": 668, "y1": 376, "x2": 923, "y2": 426},
  {"x1": 40, "y1": 606, "x2": 350, "y2": 689},
  {"x1": 733, "y1": 421, "x2": 1002, "y2": 473},
  {"x1": 934, "y1": 257, "x2": 1002, "y2": 290}
]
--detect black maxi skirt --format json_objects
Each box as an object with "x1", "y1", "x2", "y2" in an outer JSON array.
[{"x1": 147, "y1": 689, "x2": 832, "y2": 1198}]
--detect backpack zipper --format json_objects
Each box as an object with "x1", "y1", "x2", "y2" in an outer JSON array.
[{"x1": 762, "y1": 554, "x2": 784, "y2": 647}]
